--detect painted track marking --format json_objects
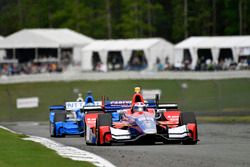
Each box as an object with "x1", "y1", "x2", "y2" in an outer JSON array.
[{"x1": 0, "y1": 126, "x2": 116, "y2": 167}]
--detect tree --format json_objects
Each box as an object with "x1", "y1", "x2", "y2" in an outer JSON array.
[
  {"x1": 119, "y1": 0, "x2": 162, "y2": 38},
  {"x1": 212, "y1": 0, "x2": 217, "y2": 35},
  {"x1": 106, "y1": 0, "x2": 112, "y2": 38},
  {"x1": 1, "y1": 0, "x2": 250, "y2": 41},
  {"x1": 171, "y1": 0, "x2": 185, "y2": 42},
  {"x1": 217, "y1": 0, "x2": 239, "y2": 35},
  {"x1": 188, "y1": 0, "x2": 213, "y2": 36}
]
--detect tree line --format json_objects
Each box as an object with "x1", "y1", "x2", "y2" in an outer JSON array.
[{"x1": 0, "y1": 0, "x2": 249, "y2": 43}]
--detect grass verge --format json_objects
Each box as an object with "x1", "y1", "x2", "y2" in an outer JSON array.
[
  {"x1": 197, "y1": 116, "x2": 250, "y2": 123},
  {"x1": 0, "y1": 128, "x2": 94, "y2": 167},
  {"x1": 0, "y1": 79, "x2": 249, "y2": 121}
]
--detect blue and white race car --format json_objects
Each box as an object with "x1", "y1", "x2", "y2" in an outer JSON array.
[{"x1": 49, "y1": 93, "x2": 101, "y2": 137}]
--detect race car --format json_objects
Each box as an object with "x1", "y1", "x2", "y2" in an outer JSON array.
[
  {"x1": 49, "y1": 92, "x2": 101, "y2": 137},
  {"x1": 84, "y1": 87, "x2": 198, "y2": 145}
]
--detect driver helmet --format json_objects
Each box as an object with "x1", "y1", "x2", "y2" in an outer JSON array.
[
  {"x1": 76, "y1": 93, "x2": 84, "y2": 102},
  {"x1": 133, "y1": 102, "x2": 146, "y2": 112}
]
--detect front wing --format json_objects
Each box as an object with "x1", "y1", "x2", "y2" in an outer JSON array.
[
  {"x1": 109, "y1": 125, "x2": 192, "y2": 143},
  {"x1": 55, "y1": 121, "x2": 84, "y2": 136}
]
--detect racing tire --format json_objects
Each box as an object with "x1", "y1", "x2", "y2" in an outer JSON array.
[
  {"x1": 50, "y1": 122, "x2": 56, "y2": 137},
  {"x1": 54, "y1": 112, "x2": 66, "y2": 122},
  {"x1": 77, "y1": 121, "x2": 84, "y2": 137},
  {"x1": 180, "y1": 112, "x2": 198, "y2": 145},
  {"x1": 180, "y1": 112, "x2": 196, "y2": 125},
  {"x1": 56, "y1": 127, "x2": 65, "y2": 138},
  {"x1": 53, "y1": 112, "x2": 66, "y2": 138},
  {"x1": 96, "y1": 114, "x2": 112, "y2": 146},
  {"x1": 97, "y1": 114, "x2": 112, "y2": 126}
]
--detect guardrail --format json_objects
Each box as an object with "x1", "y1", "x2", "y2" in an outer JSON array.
[{"x1": 0, "y1": 70, "x2": 250, "y2": 84}]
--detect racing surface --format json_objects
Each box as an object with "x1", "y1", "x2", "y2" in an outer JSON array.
[{"x1": 3, "y1": 123, "x2": 250, "y2": 167}]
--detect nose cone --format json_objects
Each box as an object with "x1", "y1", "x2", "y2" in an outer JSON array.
[
  {"x1": 135, "y1": 116, "x2": 157, "y2": 134},
  {"x1": 143, "y1": 126, "x2": 157, "y2": 134}
]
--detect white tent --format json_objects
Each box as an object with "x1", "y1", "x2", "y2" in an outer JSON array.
[
  {"x1": 0, "y1": 29, "x2": 94, "y2": 63},
  {"x1": 175, "y1": 36, "x2": 250, "y2": 69},
  {"x1": 0, "y1": 36, "x2": 6, "y2": 60},
  {"x1": 81, "y1": 38, "x2": 174, "y2": 71},
  {"x1": 235, "y1": 38, "x2": 250, "y2": 56}
]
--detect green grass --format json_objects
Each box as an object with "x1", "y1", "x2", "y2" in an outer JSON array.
[
  {"x1": 0, "y1": 79, "x2": 249, "y2": 122},
  {"x1": 0, "y1": 128, "x2": 94, "y2": 167},
  {"x1": 197, "y1": 116, "x2": 250, "y2": 123}
]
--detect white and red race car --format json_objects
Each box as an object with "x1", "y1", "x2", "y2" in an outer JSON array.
[{"x1": 84, "y1": 87, "x2": 198, "y2": 145}]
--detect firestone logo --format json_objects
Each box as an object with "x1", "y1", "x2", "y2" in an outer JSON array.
[{"x1": 110, "y1": 101, "x2": 131, "y2": 105}]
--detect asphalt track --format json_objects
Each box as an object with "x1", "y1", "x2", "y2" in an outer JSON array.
[{"x1": 2, "y1": 123, "x2": 250, "y2": 167}]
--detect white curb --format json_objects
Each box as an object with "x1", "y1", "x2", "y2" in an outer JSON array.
[{"x1": 0, "y1": 126, "x2": 116, "y2": 167}]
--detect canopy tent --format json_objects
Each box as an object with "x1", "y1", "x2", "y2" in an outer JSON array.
[
  {"x1": 235, "y1": 38, "x2": 250, "y2": 56},
  {"x1": 175, "y1": 36, "x2": 250, "y2": 69},
  {"x1": 0, "y1": 36, "x2": 5, "y2": 60},
  {"x1": 0, "y1": 29, "x2": 93, "y2": 48},
  {"x1": 0, "y1": 28, "x2": 94, "y2": 63},
  {"x1": 81, "y1": 38, "x2": 174, "y2": 71}
]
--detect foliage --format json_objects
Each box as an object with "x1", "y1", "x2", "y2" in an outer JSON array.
[{"x1": 0, "y1": 0, "x2": 250, "y2": 43}]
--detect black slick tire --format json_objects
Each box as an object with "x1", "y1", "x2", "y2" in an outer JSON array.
[
  {"x1": 95, "y1": 114, "x2": 112, "y2": 146},
  {"x1": 50, "y1": 122, "x2": 55, "y2": 137},
  {"x1": 180, "y1": 112, "x2": 198, "y2": 145}
]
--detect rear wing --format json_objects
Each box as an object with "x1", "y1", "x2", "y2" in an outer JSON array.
[
  {"x1": 104, "y1": 99, "x2": 157, "y2": 112},
  {"x1": 65, "y1": 101, "x2": 102, "y2": 111},
  {"x1": 104, "y1": 100, "x2": 131, "y2": 112},
  {"x1": 83, "y1": 106, "x2": 103, "y2": 113},
  {"x1": 50, "y1": 105, "x2": 65, "y2": 111}
]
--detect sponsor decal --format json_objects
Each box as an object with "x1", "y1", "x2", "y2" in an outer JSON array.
[
  {"x1": 167, "y1": 115, "x2": 179, "y2": 121},
  {"x1": 109, "y1": 101, "x2": 131, "y2": 107},
  {"x1": 65, "y1": 102, "x2": 84, "y2": 110}
]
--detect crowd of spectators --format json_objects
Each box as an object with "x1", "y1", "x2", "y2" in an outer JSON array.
[
  {"x1": 1, "y1": 56, "x2": 249, "y2": 76},
  {"x1": 194, "y1": 57, "x2": 249, "y2": 71},
  {"x1": 0, "y1": 50, "x2": 71, "y2": 76},
  {"x1": 155, "y1": 56, "x2": 250, "y2": 72},
  {"x1": 0, "y1": 62, "x2": 65, "y2": 76}
]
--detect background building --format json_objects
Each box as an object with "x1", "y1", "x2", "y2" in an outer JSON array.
[
  {"x1": 175, "y1": 36, "x2": 250, "y2": 70},
  {"x1": 81, "y1": 38, "x2": 174, "y2": 71}
]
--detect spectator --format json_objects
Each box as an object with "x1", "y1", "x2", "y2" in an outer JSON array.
[
  {"x1": 237, "y1": 59, "x2": 248, "y2": 70},
  {"x1": 164, "y1": 57, "x2": 171, "y2": 70},
  {"x1": 183, "y1": 59, "x2": 191, "y2": 70},
  {"x1": 174, "y1": 60, "x2": 183, "y2": 70},
  {"x1": 206, "y1": 59, "x2": 214, "y2": 71},
  {"x1": 155, "y1": 58, "x2": 164, "y2": 71}
]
